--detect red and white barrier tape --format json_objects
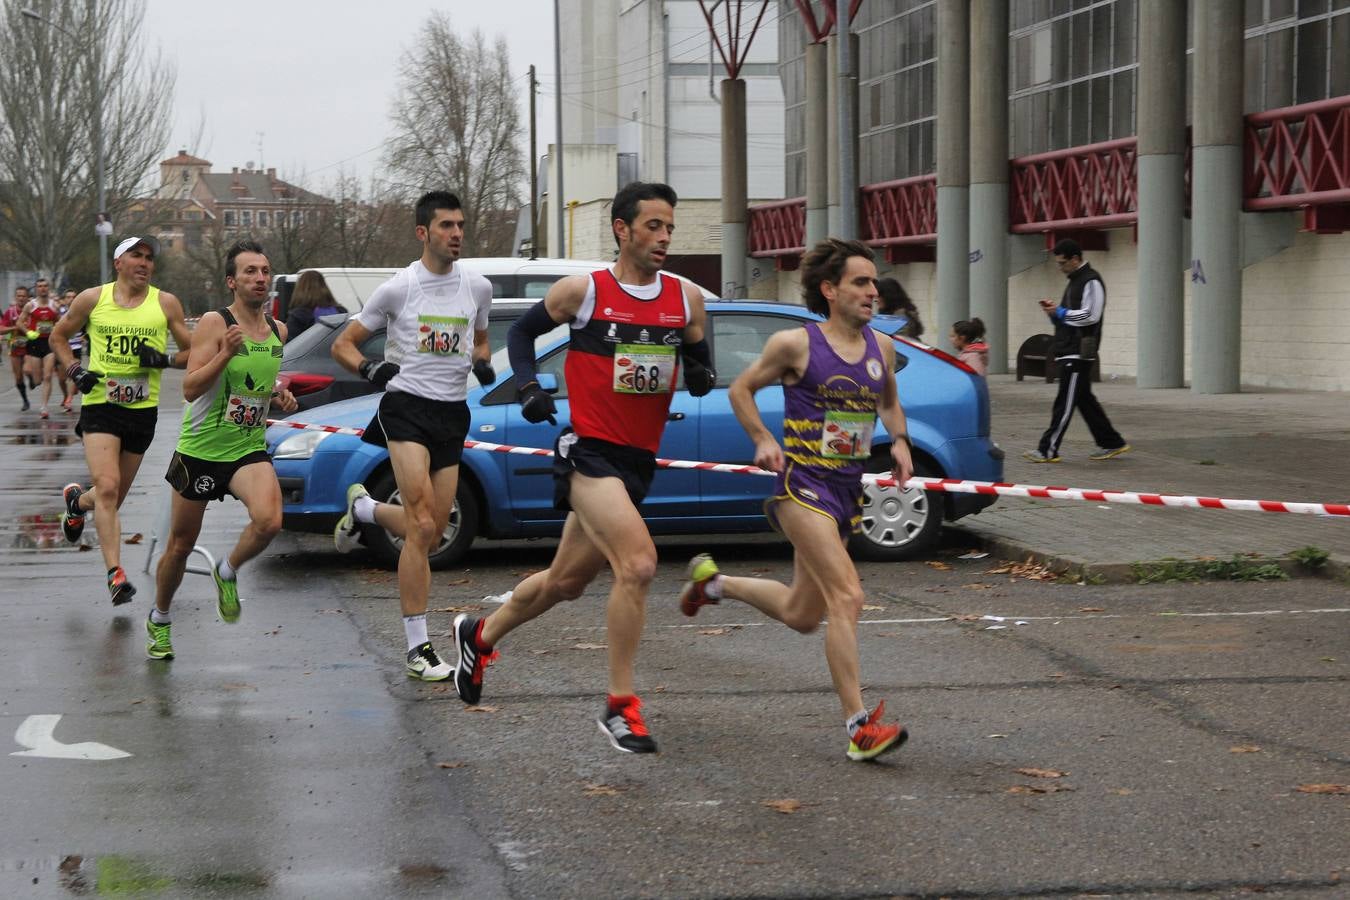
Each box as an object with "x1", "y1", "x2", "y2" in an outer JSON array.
[{"x1": 266, "y1": 418, "x2": 1350, "y2": 518}]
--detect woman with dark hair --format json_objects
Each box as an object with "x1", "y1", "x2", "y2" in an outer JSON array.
[
  {"x1": 950, "y1": 317, "x2": 988, "y2": 375},
  {"x1": 875, "y1": 277, "x2": 922, "y2": 339},
  {"x1": 283, "y1": 270, "x2": 341, "y2": 341}
]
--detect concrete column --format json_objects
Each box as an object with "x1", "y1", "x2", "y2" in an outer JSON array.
[
  {"x1": 1135, "y1": 0, "x2": 1187, "y2": 388},
  {"x1": 836, "y1": 0, "x2": 858, "y2": 239},
  {"x1": 720, "y1": 78, "x2": 748, "y2": 299},
  {"x1": 826, "y1": 38, "x2": 839, "y2": 235},
  {"x1": 936, "y1": 0, "x2": 971, "y2": 330},
  {"x1": 805, "y1": 41, "x2": 829, "y2": 247},
  {"x1": 968, "y1": 0, "x2": 1009, "y2": 374},
  {"x1": 1191, "y1": 0, "x2": 1244, "y2": 394}
]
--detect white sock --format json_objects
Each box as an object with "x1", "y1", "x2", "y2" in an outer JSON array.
[
  {"x1": 150, "y1": 608, "x2": 171, "y2": 625},
  {"x1": 403, "y1": 614, "x2": 429, "y2": 651},
  {"x1": 706, "y1": 574, "x2": 724, "y2": 599},
  {"x1": 846, "y1": 708, "x2": 869, "y2": 737},
  {"x1": 353, "y1": 495, "x2": 378, "y2": 524},
  {"x1": 217, "y1": 556, "x2": 237, "y2": 581}
]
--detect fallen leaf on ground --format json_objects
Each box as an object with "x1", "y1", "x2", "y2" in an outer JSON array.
[
  {"x1": 1294, "y1": 783, "x2": 1348, "y2": 794},
  {"x1": 987, "y1": 733, "x2": 1008, "y2": 739},
  {"x1": 861, "y1": 604, "x2": 884, "y2": 611},
  {"x1": 78, "y1": 544, "x2": 93, "y2": 551},
  {"x1": 957, "y1": 551, "x2": 990, "y2": 560},
  {"x1": 1107, "y1": 788, "x2": 1134, "y2": 796},
  {"x1": 986, "y1": 557, "x2": 1057, "y2": 581},
  {"x1": 465, "y1": 704, "x2": 500, "y2": 713},
  {"x1": 926, "y1": 561, "x2": 953, "y2": 571},
  {"x1": 1015, "y1": 767, "x2": 1069, "y2": 778},
  {"x1": 584, "y1": 783, "x2": 624, "y2": 797},
  {"x1": 445, "y1": 578, "x2": 471, "y2": 586},
  {"x1": 699, "y1": 628, "x2": 729, "y2": 636},
  {"x1": 1007, "y1": 784, "x2": 1074, "y2": 794},
  {"x1": 763, "y1": 799, "x2": 802, "y2": 814},
  {"x1": 1230, "y1": 745, "x2": 1262, "y2": 754},
  {"x1": 432, "y1": 605, "x2": 483, "y2": 613},
  {"x1": 951, "y1": 613, "x2": 983, "y2": 622},
  {"x1": 962, "y1": 583, "x2": 992, "y2": 590},
  {"x1": 123, "y1": 533, "x2": 143, "y2": 545},
  {"x1": 436, "y1": 761, "x2": 468, "y2": 769},
  {"x1": 1079, "y1": 607, "x2": 1106, "y2": 612},
  {"x1": 573, "y1": 642, "x2": 607, "y2": 650}
]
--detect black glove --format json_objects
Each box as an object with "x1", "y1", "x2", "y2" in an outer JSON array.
[
  {"x1": 472, "y1": 358, "x2": 496, "y2": 387},
  {"x1": 67, "y1": 364, "x2": 102, "y2": 395},
  {"x1": 137, "y1": 345, "x2": 171, "y2": 369},
  {"x1": 519, "y1": 382, "x2": 557, "y2": 425},
  {"x1": 683, "y1": 357, "x2": 717, "y2": 397},
  {"x1": 358, "y1": 359, "x2": 400, "y2": 389}
]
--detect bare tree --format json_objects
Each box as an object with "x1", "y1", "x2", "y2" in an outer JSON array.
[
  {"x1": 328, "y1": 174, "x2": 420, "y2": 268},
  {"x1": 385, "y1": 12, "x2": 525, "y2": 257},
  {"x1": 0, "y1": 0, "x2": 174, "y2": 279}
]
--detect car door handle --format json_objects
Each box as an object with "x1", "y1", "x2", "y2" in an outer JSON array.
[{"x1": 668, "y1": 412, "x2": 685, "y2": 421}]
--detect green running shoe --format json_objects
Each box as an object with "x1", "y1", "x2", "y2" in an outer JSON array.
[
  {"x1": 679, "y1": 553, "x2": 721, "y2": 617},
  {"x1": 213, "y1": 560, "x2": 240, "y2": 624},
  {"x1": 146, "y1": 617, "x2": 174, "y2": 660}
]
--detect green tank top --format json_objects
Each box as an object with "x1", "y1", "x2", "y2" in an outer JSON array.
[
  {"x1": 84, "y1": 283, "x2": 168, "y2": 408},
  {"x1": 177, "y1": 308, "x2": 283, "y2": 462}
]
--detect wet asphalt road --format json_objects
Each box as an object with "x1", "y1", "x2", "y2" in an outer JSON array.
[{"x1": 0, "y1": 373, "x2": 1346, "y2": 899}]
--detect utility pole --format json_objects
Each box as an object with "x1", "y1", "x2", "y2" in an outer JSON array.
[
  {"x1": 529, "y1": 64, "x2": 539, "y2": 259},
  {"x1": 835, "y1": 0, "x2": 856, "y2": 238}
]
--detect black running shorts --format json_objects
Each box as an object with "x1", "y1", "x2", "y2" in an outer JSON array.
[
  {"x1": 361, "y1": 391, "x2": 470, "y2": 472},
  {"x1": 27, "y1": 337, "x2": 52, "y2": 359},
  {"x1": 165, "y1": 449, "x2": 272, "y2": 502},
  {"x1": 76, "y1": 404, "x2": 158, "y2": 455},
  {"x1": 552, "y1": 428, "x2": 656, "y2": 512}
]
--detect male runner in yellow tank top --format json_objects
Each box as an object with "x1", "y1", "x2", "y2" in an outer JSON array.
[{"x1": 50, "y1": 237, "x2": 194, "y2": 605}]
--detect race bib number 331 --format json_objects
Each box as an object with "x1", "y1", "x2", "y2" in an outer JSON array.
[{"x1": 612, "y1": 344, "x2": 675, "y2": 394}]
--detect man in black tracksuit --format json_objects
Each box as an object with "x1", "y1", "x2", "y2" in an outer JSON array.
[{"x1": 1023, "y1": 239, "x2": 1129, "y2": 463}]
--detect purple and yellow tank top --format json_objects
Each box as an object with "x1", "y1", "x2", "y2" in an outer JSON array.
[{"x1": 782, "y1": 323, "x2": 888, "y2": 480}]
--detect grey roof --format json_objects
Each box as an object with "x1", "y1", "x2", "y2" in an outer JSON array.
[{"x1": 197, "y1": 173, "x2": 331, "y2": 205}]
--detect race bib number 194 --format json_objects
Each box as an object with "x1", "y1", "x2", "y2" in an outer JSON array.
[
  {"x1": 105, "y1": 374, "x2": 149, "y2": 405},
  {"x1": 417, "y1": 315, "x2": 469, "y2": 355}
]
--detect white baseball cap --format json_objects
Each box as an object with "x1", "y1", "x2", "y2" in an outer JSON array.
[{"x1": 113, "y1": 236, "x2": 160, "y2": 260}]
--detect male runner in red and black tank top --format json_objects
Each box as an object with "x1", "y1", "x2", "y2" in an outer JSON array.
[{"x1": 448, "y1": 181, "x2": 717, "y2": 754}]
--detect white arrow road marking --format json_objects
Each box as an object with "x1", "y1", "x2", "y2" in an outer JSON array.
[{"x1": 10, "y1": 715, "x2": 132, "y2": 760}]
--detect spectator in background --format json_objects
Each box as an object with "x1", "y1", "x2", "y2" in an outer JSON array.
[
  {"x1": 950, "y1": 317, "x2": 988, "y2": 376},
  {"x1": 875, "y1": 277, "x2": 923, "y2": 340},
  {"x1": 283, "y1": 270, "x2": 342, "y2": 341}
]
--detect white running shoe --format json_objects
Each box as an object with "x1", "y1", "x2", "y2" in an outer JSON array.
[
  {"x1": 406, "y1": 642, "x2": 452, "y2": 681},
  {"x1": 334, "y1": 483, "x2": 370, "y2": 554}
]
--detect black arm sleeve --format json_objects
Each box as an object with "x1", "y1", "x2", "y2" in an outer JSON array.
[
  {"x1": 508, "y1": 300, "x2": 563, "y2": 390},
  {"x1": 681, "y1": 337, "x2": 712, "y2": 368}
]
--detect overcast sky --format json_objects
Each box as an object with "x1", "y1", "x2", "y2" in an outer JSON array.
[{"x1": 142, "y1": 0, "x2": 558, "y2": 190}]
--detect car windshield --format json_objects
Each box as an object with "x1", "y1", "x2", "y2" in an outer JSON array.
[{"x1": 489, "y1": 323, "x2": 569, "y2": 371}]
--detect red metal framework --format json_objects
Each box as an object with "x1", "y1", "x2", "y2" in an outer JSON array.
[
  {"x1": 747, "y1": 197, "x2": 806, "y2": 262},
  {"x1": 1009, "y1": 138, "x2": 1139, "y2": 233},
  {"x1": 794, "y1": 0, "x2": 864, "y2": 43},
  {"x1": 698, "y1": 1, "x2": 772, "y2": 80},
  {"x1": 860, "y1": 174, "x2": 937, "y2": 246},
  {"x1": 1245, "y1": 95, "x2": 1350, "y2": 210}
]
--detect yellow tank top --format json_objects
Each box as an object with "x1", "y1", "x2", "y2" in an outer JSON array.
[{"x1": 84, "y1": 283, "x2": 168, "y2": 409}]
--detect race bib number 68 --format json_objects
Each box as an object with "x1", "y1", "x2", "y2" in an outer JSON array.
[{"x1": 612, "y1": 344, "x2": 676, "y2": 394}]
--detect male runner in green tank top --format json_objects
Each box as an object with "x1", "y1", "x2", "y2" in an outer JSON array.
[
  {"x1": 51, "y1": 237, "x2": 193, "y2": 606},
  {"x1": 146, "y1": 240, "x2": 298, "y2": 660}
]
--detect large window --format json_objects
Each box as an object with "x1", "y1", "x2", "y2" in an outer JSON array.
[
  {"x1": 1009, "y1": 0, "x2": 1137, "y2": 158},
  {"x1": 1244, "y1": 0, "x2": 1350, "y2": 111}
]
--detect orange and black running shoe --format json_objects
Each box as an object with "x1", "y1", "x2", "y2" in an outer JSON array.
[
  {"x1": 61, "y1": 483, "x2": 85, "y2": 544},
  {"x1": 107, "y1": 566, "x2": 136, "y2": 606},
  {"x1": 846, "y1": 700, "x2": 908, "y2": 761},
  {"x1": 598, "y1": 695, "x2": 657, "y2": 754}
]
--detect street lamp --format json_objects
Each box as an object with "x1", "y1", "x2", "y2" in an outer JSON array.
[{"x1": 21, "y1": 7, "x2": 108, "y2": 284}]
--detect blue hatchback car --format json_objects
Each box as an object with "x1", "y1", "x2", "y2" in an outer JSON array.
[{"x1": 266, "y1": 301, "x2": 1003, "y2": 568}]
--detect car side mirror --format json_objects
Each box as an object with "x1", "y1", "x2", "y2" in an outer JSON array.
[{"x1": 537, "y1": 373, "x2": 559, "y2": 394}]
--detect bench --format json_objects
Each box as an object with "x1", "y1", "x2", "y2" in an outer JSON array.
[{"x1": 1016, "y1": 333, "x2": 1100, "y2": 383}]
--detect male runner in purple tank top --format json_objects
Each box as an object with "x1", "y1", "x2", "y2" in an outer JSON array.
[{"x1": 679, "y1": 238, "x2": 913, "y2": 762}]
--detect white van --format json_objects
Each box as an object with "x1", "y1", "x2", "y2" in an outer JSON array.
[{"x1": 270, "y1": 258, "x2": 714, "y2": 319}]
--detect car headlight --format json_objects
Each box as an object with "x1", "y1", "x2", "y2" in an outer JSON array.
[{"x1": 273, "y1": 429, "x2": 333, "y2": 460}]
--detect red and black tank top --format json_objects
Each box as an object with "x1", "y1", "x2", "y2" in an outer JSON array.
[{"x1": 564, "y1": 270, "x2": 688, "y2": 454}]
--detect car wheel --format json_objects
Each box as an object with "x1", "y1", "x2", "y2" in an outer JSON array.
[
  {"x1": 363, "y1": 468, "x2": 479, "y2": 571},
  {"x1": 849, "y1": 452, "x2": 943, "y2": 562}
]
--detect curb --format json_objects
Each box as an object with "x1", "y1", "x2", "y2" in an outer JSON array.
[{"x1": 949, "y1": 527, "x2": 1349, "y2": 584}]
